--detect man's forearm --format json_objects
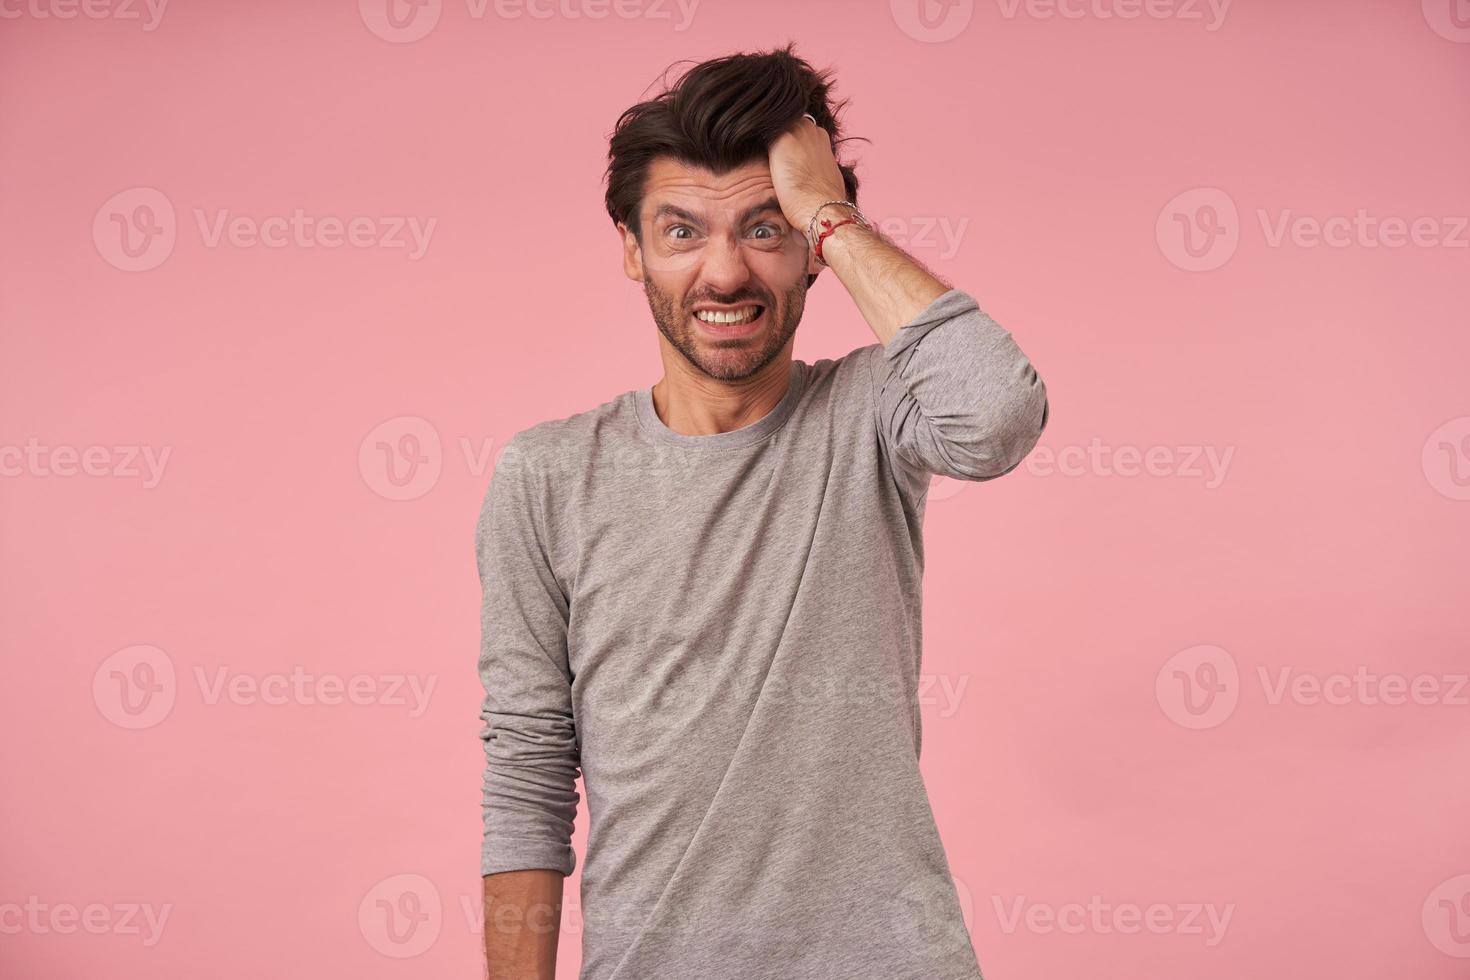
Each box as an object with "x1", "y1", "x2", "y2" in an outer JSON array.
[
  {"x1": 815, "y1": 220, "x2": 949, "y2": 346},
  {"x1": 483, "y1": 870, "x2": 564, "y2": 980}
]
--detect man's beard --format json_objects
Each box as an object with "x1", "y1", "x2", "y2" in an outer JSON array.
[{"x1": 643, "y1": 275, "x2": 805, "y2": 382}]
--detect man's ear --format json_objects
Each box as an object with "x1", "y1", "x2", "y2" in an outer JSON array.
[
  {"x1": 805, "y1": 251, "x2": 824, "y2": 288},
  {"x1": 804, "y1": 234, "x2": 824, "y2": 283},
  {"x1": 619, "y1": 222, "x2": 644, "y2": 283}
]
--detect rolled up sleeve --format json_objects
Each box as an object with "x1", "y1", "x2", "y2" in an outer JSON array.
[
  {"x1": 870, "y1": 288, "x2": 1049, "y2": 492},
  {"x1": 476, "y1": 433, "x2": 580, "y2": 877}
]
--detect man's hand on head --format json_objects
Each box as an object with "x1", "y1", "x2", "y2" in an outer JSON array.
[
  {"x1": 768, "y1": 115, "x2": 849, "y2": 236},
  {"x1": 767, "y1": 115, "x2": 949, "y2": 344}
]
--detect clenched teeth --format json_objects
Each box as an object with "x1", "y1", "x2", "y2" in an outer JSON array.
[{"x1": 695, "y1": 306, "x2": 761, "y2": 324}]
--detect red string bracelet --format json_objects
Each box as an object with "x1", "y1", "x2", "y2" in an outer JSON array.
[{"x1": 814, "y1": 216, "x2": 861, "y2": 263}]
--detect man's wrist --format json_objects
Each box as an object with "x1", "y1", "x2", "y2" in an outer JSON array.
[
  {"x1": 799, "y1": 199, "x2": 857, "y2": 244},
  {"x1": 812, "y1": 212, "x2": 875, "y2": 266}
]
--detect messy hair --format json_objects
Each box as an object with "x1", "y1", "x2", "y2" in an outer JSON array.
[{"x1": 604, "y1": 43, "x2": 863, "y2": 237}]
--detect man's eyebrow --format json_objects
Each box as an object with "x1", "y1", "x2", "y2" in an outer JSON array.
[
  {"x1": 738, "y1": 198, "x2": 784, "y2": 225},
  {"x1": 650, "y1": 203, "x2": 705, "y2": 226},
  {"x1": 649, "y1": 198, "x2": 786, "y2": 227}
]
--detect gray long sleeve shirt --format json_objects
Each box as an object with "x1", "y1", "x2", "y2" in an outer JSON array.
[{"x1": 477, "y1": 288, "x2": 1049, "y2": 980}]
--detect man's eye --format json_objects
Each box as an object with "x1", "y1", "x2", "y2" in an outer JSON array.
[
  {"x1": 669, "y1": 225, "x2": 695, "y2": 240},
  {"x1": 749, "y1": 225, "x2": 780, "y2": 240}
]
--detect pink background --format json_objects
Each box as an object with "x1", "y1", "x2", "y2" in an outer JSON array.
[{"x1": 3, "y1": 0, "x2": 1469, "y2": 976}]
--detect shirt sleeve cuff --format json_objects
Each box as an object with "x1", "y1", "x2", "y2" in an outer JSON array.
[{"x1": 481, "y1": 838, "x2": 576, "y2": 877}]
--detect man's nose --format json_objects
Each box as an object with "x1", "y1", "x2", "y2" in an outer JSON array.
[{"x1": 698, "y1": 234, "x2": 753, "y2": 294}]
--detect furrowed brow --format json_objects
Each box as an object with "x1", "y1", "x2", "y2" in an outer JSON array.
[
  {"x1": 738, "y1": 198, "x2": 785, "y2": 226},
  {"x1": 650, "y1": 199, "x2": 785, "y2": 229},
  {"x1": 651, "y1": 203, "x2": 705, "y2": 227}
]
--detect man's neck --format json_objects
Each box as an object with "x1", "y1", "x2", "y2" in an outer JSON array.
[{"x1": 650, "y1": 344, "x2": 794, "y2": 436}]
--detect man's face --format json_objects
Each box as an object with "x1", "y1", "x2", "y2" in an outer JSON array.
[{"x1": 621, "y1": 157, "x2": 819, "y2": 382}]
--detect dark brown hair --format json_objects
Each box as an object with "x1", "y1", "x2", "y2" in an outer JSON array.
[{"x1": 604, "y1": 43, "x2": 863, "y2": 237}]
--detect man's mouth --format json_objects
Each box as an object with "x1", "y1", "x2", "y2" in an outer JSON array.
[{"x1": 691, "y1": 303, "x2": 765, "y2": 337}]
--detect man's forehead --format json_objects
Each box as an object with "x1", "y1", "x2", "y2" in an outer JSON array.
[{"x1": 641, "y1": 157, "x2": 775, "y2": 215}]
